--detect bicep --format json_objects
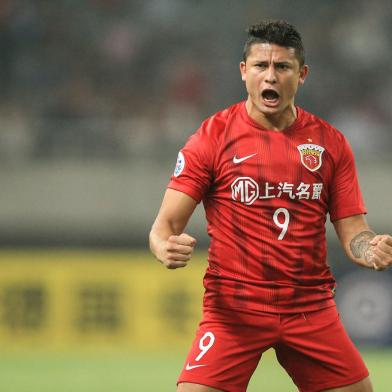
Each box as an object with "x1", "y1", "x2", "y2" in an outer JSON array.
[{"x1": 152, "y1": 189, "x2": 198, "y2": 234}]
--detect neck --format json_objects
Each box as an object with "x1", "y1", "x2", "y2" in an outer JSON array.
[{"x1": 245, "y1": 99, "x2": 297, "y2": 131}]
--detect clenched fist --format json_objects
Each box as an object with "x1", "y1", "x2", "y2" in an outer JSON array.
[
  {"x1": 368, "y1": 234, "x2": 392, "y2": 271},
  {"x1": 156, "y1": 233, "x2": 197, "y2": 269}
]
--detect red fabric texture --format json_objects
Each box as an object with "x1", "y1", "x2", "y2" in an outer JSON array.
[{"x1": 168, "y1": 101, "x2": 366, "y2": 313}]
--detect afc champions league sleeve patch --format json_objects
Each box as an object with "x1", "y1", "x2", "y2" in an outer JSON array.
[
  {"x1": 297, "y1": 144, "x2": 325, "y2": 172},
  {"x1": 173, "y1": 151, "x2": 185, "y2": 177}
]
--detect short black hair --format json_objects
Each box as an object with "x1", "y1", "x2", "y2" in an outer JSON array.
[{"x1": 243, "y1": 20, "x2": 305, "y2": 66}]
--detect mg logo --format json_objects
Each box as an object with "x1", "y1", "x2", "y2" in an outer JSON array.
[{"x1": 231, "y1": 177, "x2": 259, "y2": 205}]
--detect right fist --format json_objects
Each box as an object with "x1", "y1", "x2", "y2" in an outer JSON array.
[{"x1": 159, "y1": 233, "x2": 197, "y2": 269}]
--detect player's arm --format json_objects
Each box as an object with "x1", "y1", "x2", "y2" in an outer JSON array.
[
  {"x1": 333, "y1": 214, "x2": 392, "y2": 271},
  {"x1": 149, "y1": 188, "x2": 198, "y2": 269}
]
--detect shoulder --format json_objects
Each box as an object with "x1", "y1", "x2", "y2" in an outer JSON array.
[
  {"x1": 300, "y1": 108, "x2": 350, "y2": 155},
  {"x1": 301, "y1": 108, "x2": 346, "y2": 140},
  {"x1": 300, "y1": 108, "x2": 355, "y2": 170},
  {"x1": 196, "y1": 102, "x2": 243, "y2": 141},
  {"x1": 182, "y1": 102, "x2": 242, "y2": 163}
]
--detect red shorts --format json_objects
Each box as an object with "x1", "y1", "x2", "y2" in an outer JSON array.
[{"x1": 178, "y1": 306, "x2": 369, "y2": 392}]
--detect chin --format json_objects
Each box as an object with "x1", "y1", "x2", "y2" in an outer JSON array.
[{"x1": 258, "y1": 104, "x2": 281, "y2": 116}]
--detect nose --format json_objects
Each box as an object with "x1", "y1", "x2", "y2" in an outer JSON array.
[{"x1": 264, "y1": 65, "x2": 277, "y2": 84}]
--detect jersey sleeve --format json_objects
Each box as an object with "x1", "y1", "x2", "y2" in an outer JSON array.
[
  {"x1": 167, "y1": 124, "x2": 215, "y2": 203},
  {"x1": 328, "y1": 135, "x2": 367, "y2": 221}
]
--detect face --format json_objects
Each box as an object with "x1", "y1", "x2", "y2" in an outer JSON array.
[{"x1": 240, "y1": 43, "x2": 308, "y2": 122}]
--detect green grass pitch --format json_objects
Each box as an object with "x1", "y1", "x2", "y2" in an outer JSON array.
[{"x1": 0, "y1": 349, "x2": 390, "y2": 391}]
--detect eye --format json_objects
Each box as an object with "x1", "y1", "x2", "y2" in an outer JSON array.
[{"x1": 277, "y1": 63, "x2": 290, "y2": 70}]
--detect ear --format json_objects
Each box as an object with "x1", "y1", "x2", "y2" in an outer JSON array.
[
  {"x1": 240, "y1": 61, "x2": 246, "y2": 82},
  {"x1": 298, "y1": 64, "x2": 309, "y2": 86}
]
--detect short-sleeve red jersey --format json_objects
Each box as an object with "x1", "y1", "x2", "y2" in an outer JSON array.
[{"x1": 168, "y1": 101, "x2": 366, "y2": 313}]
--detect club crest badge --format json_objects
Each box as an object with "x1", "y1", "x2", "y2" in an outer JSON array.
[
  {"x1": 297, "y1": 144, "x2": 325, "y2": 172},
  {"x1": 174, "y1": 151, "x2": 185, "y2": 177}
]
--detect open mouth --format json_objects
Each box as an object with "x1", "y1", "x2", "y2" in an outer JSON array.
[{"x1": 261, "y1": 89, "x2": 280, "y2": 101}]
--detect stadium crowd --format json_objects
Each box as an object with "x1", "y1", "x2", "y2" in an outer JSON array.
[{"x1": 0, "y1": 0, "x2": 391, "y2": 165}]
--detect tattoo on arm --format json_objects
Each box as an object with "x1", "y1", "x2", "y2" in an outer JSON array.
[{"x1": 350, "y1": 230, "x2": 376, "y2": 263}]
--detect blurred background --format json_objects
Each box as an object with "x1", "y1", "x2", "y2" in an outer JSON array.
[{"x1": 0, "y1": 0, "x2": 391, "y2": 391}]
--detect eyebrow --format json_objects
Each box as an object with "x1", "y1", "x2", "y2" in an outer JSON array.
[
  {"x1": 274, "y1": 61, "x2": 292, "y2": 65},
  {"x1": 253, "y1": 60, "x2": 293, "y2": 65}
]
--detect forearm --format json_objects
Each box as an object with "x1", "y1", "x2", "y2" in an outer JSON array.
[
  {"x1": 149, "y1": 189, "x2": 198, "y2": 269},
  {"x1": 149, "y1": 217, "x2": 196, "y2": 269},
  {"x1": 333, "y1": 215, "x2": 378, "y2": 269},
  {"x1": 337, "y1": 220, "x2": 392, "y2": 272},
  {"x1": 149, "y1": 219, "x2": 178, "y2": 259},
  {"x1": 348, "y1": 230, "x2": 377, "y2": 268}
]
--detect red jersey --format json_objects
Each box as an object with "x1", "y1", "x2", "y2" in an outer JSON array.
[{"x1": 168, "y1": 101, "x2": 366, "y2": 313}]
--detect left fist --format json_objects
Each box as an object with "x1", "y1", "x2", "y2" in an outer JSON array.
[{"x1": 369, "y1": 235, "x2": 392, "y2": 271}]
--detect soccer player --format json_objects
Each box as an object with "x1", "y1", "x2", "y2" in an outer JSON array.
[{"x1": 149, "y1": 20, "x2": 392, "y2": 392}]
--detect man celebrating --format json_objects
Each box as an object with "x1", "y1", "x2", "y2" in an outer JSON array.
[{"x1": 150, "y1": 20, "x2": 392, "y2": 392}]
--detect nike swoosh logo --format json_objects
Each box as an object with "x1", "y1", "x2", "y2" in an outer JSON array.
[
  {"x1": 233, "y1": 153, "x2": 257, "y2": 164},
  {"x1": 185, "y1": 362, "x2": 207, "y2": 370}
]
